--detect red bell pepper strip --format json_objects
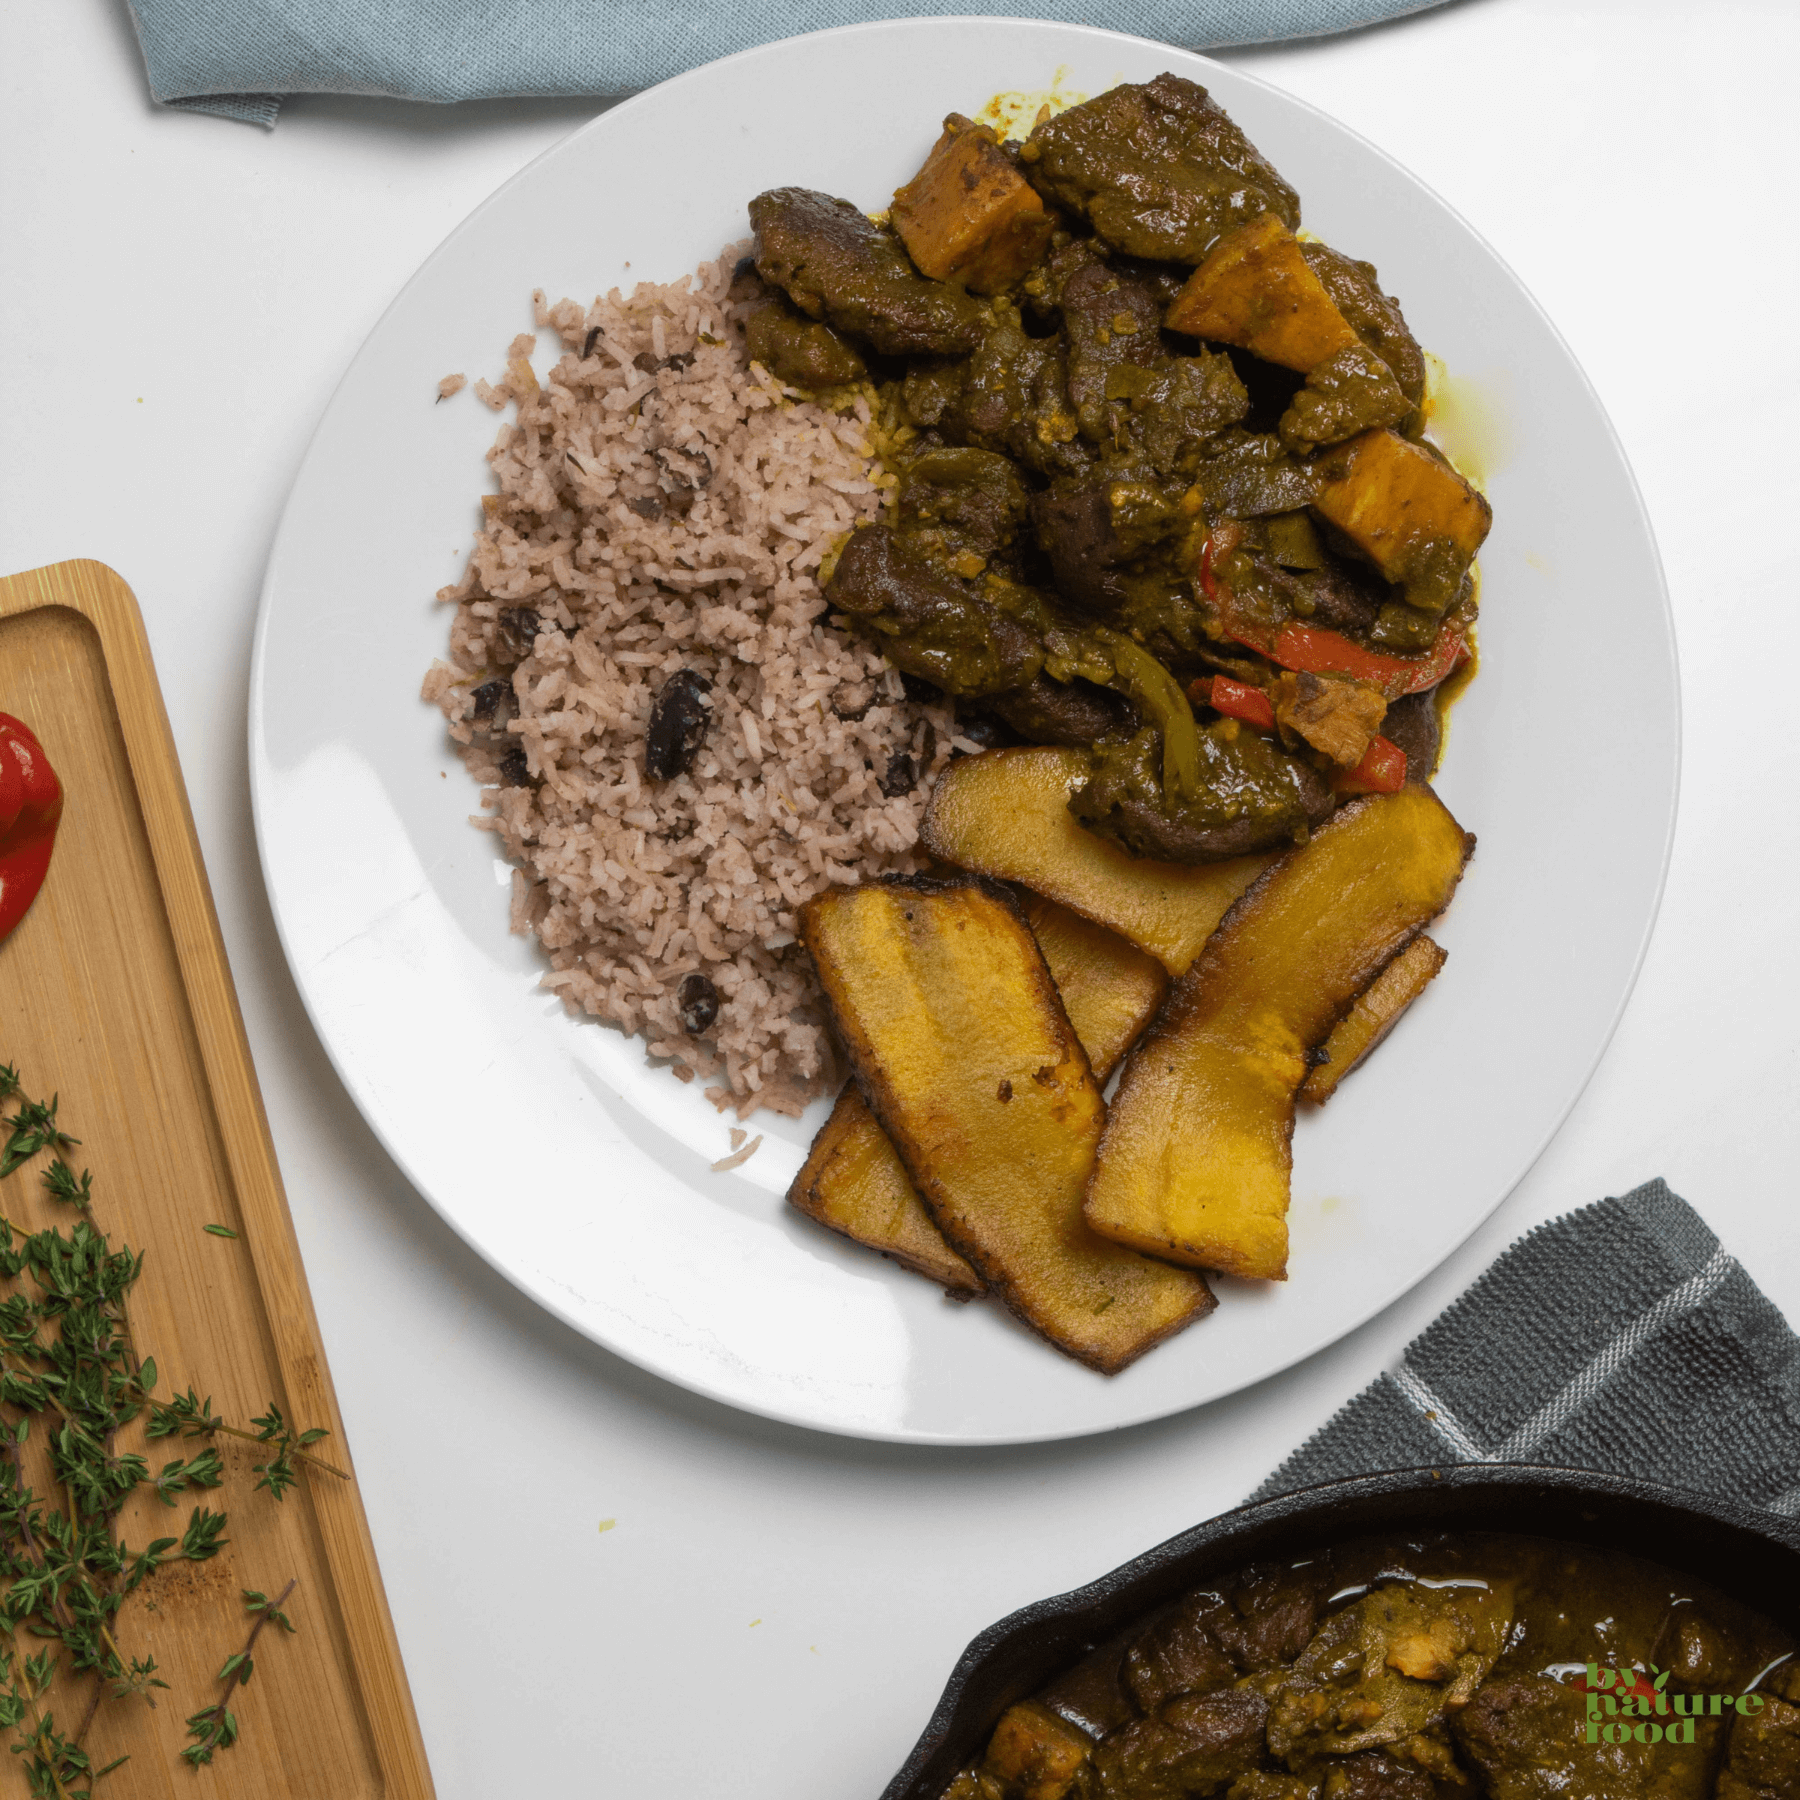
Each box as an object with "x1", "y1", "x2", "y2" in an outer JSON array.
[
  {"x1": 1199, "y1": 531, "x2": 1469, "y2": 699},
  {"x1": 1332, "y1": 735, "x2": 1408, "y2": 796},
  {"x1": 1267, "y1": 623, "x2": 1468, "y2": 700},
  {"x1": 1192, "y1": 674, "x2": 1276, "y2": 729},
  {"x1": 0, "y1": 715, "x2": 63, "y2": 945},
  {"x1": 1199, "y1": 530, "x2": 1223, "y2": 606}
]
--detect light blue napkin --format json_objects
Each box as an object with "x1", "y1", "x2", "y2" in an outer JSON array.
[{"x1": 124, "y1": 0, "x2": 1454, "y2": 128}]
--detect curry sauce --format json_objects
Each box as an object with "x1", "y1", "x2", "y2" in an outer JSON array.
[{"x1": 943, "y1": 1532, "x2": 1799, "y2": 1798}]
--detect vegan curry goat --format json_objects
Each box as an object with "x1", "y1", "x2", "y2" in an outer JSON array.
[
  {"x1": 741, "y1": 73, "x2": 1489, "y2": 865},
  {"x1": 766, "y1": 75, "x2": 1486, "y2": 1371},
  {"x1": 936, "y1": 1531, "x2": 1799, "y2": 1800}
]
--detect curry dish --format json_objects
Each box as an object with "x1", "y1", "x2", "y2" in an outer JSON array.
[
  {"x1": 754, "y1": 75, "x2": 1486, "y2": 1367},
  {"x1": 743, "y1": 74, "x2": 1487, "y2": 863},
  {"x1": 939, "y1": 1531, "x2": 1799, "y2": 1798}
]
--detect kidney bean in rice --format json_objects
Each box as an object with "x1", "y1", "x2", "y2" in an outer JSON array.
[{"x1": 423, "y1": 246, "x2": 966, "y2": 1116}]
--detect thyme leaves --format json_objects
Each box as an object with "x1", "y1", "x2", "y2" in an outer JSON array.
[{"x1": 0, "y1": 1069, "x2": 338, "y2": 1789}]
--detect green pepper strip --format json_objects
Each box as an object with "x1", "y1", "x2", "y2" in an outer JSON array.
[{"x1": 1094, "y1": 630, "x2": 1201, "y2": 802}]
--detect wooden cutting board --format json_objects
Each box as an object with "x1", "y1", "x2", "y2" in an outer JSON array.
[{"x1": 0, "y1": 561, "x2": 433, "y2": 1798}]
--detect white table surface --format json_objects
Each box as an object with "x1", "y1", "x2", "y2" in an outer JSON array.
[{"x1": 4, "y1": 1, "x2": 1797, "y2": 1791}]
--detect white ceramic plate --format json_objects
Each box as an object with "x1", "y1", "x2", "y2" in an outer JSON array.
[{"x1": 251, "y1": 18, "x2": 1677, "y2": 1445}]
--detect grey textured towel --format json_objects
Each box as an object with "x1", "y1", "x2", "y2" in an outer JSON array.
[
  {"x1": 1256, "y1": 1180, "x2": 1800, "y2": 1515},
  {"x1": 122, "y1": 0, "x2": 1457, "y2": 129}
]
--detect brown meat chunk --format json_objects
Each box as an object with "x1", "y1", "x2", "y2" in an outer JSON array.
[
  {"x1": 1023, "y1": 75, "x2": 1299, "y2": 263},
  {"x1": 1093, "y1": 1687, "x2": 1271, "y2": 1800},
  {"x1": 1270, "y1": 671, "x2": 1387, "y2": 768},
  {"x1": 1071, "y1": 723, "x2": 1335, "y2": 866},
  {"x1": 919, "y1": 309, "x2": 1093, "y2": 481},
  {"x1": 1453, "y1": 1673, "x2": 1723, "y2": 1799},
  {"x1": 987, "y1": 674, "x2": 1133, "y2": 746},
  {"x1": 1299, "y1": 241, "x2": 1426, "y2": 409},
  {"x1": 1031, "y1": 473, "x2": 1203, "y2": 617},
  {"x1": 1055, "y1": 249, "x2": 1177, "y2": 443},
  {"x1": 825, "y1": 523, "x2": 1044, "y2": 699},
  {"x1": 749, "y1": 187, "x2": 988, "y2": 355},
  {"x1": 1032, "y1": 479, "x2": 1133, "y2": 616},
  {"x1": 1214, "y1": 1565, "x2": 1324, "y2": 1673},
  {"x1": 1267, "y1": 1581, "x2": 1513, "y2": 1761},
  {"x1": 1308, "y1": 1751, "x2": 1438, "y2": 1798},
  {"x1": 897, "y1": 446, "x2": 1034, "y2": 559},
  {"x1": 1136, "y1": 353, "x2": 1254, "y2": 478},
  {"x1": 1127, "y1": 1565, "x2": 1322, "y2": 1715},
  {"x1": 893, "y1": 114, "x2": 1055, "y2": 293},
  {"x1": 1376, "y1": 692, "x2": 1442, "y2": 783},
  {"x1": 1042, "y1": 1638, "x2": 1141, "y2": 1744},
  {"x1": 742, "y1": 294, "x2": 868, "y2": 388},
  {"x1": 1719, "y1": 1688, "x2": 1800, "y2": 1798},
  {"x1": 1277, "y1": 344, "x2": 1411, "y2": 454},
  {"x1": 1126, "y1": 1594, "x2": 1241, "y2": 1714}
]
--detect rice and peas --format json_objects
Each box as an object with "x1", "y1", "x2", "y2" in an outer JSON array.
[{"x1": 424, "y1": 246, "x2": 969, "y2": 1117}]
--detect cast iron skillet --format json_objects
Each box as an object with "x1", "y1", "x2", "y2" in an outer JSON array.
[{"x1": 880, "y1": 1465, "x2": 1800, "y2": 1800}]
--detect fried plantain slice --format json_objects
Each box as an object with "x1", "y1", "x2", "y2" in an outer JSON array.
[
  {"x1": 920, "y1": 746, "x2": 1273, "y2": 975},
  {"x1": 799, "y1": 876, "x2": 1212, "y2": 1370},
  {"x1": 788, "y1": 896, "x2": 1168, "y2": 1293},
  {"x1": 787, "y1": 1085, "x2": 986, "y2": 1295},
  {"x1": 1085, "y1": 789, "x2": 1472, "y2": 1279},
  {"x1": 1300, "y1": 933, "x2": 1447, "y2": 1105},
  {"x1": 1021, "y1": 892, "x2": 1171, "y2": 1079}
]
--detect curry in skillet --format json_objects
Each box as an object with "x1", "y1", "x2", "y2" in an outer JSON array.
[{"x1": 938, "y1": 1531, "x2": 1799, "y2": 1798}]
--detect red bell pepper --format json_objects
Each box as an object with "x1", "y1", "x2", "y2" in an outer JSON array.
[
  {"x1": 0, "y1": 715, "x2": 63, "y2": 944},
  {"x1": 1198, "y1": 529, "x2": 1224, "y2": 606},
  {"x1": 1266, "y1": 623, "x2": 1468, "y2": 699},
  {"x1": 1192, "y1": 674, "x2": 1276, "y2": 730},
  {"x1": 1332, "y1": 735, "x2": 1408, "y2": 796},
  {"x1": 1199, "y1": 530, "x2": 1469, "y2": 700}
]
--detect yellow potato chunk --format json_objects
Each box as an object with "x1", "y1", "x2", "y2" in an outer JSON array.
[
  {"x1": 980, "y1": 1701, "x2": 1095, "y2": 1800},
  {"x1": 1301, "y1": 933, "x2": 1447, "y2": 1105},
  {"x1": 787, "y1": 895, "x2": 1167, "y2": 1297},
  {"x1": 1164, "y1": 212, "x2": 1359, "y2": 371},
  {"x1": 892, "y1": 114, "x2": 1055, "y2": 294},
  {"x1": 799, "y1": 877, "x2": 1212, "y2": 1371},
  {"x1": 1312, "y1": 428, "x2": 1493, "y2": 587},
  {"x1": 921, "y1": 746, "x2": 1273, "y2": 976},
  {"x1": 1085, "y1": 790, "x2": 1472, "y2": 1279}
]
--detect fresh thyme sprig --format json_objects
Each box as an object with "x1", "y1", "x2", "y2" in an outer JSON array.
[
  {"x1": 182, "y1": 1580, "x2": 298, "y2": 1768},
  {"x1": 0, "y1": 1067, "x2": 344, "y2": 1790},
  {"x1": 148, "y1": 1390, "x2": 348, "y2": 1490}
]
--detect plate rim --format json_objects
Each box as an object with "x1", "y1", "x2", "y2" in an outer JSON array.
[{"x1": 248, "y1": 14, "x2": 1681, "y2": 1445}]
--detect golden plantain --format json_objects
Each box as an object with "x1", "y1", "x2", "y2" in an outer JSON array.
[
  {"x1": 1086, "y1": 790, "x2": 1472, "y2": 1280},
  {"x1": 799, "y1": 876, "x2": 1211, "y2": 1371}
]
